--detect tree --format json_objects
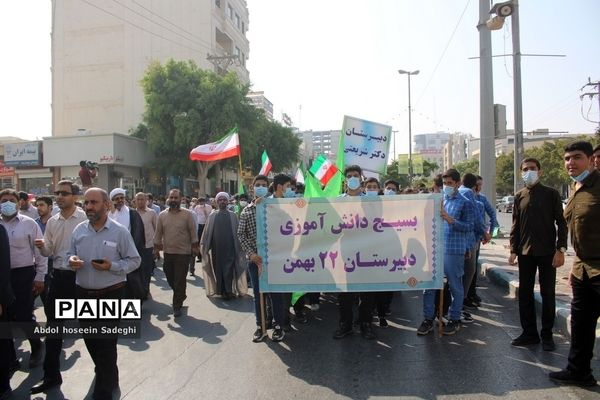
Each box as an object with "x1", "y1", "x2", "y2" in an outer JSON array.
[
  {"x1": 452, "y1": 157, "x2": 479, "y2": 176},
  {"x1": 495, "y1": 152, "x2": 514, "y2": 195},
  {"x1": 136, "y1": 59, "x2": 300, "y2": 195}
]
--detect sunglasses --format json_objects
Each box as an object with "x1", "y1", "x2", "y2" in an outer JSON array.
[{"x1": 54, "y1": 191, "x2": 73, "y2": 196}]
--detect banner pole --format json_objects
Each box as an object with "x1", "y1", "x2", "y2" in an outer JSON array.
[
  {"x1": 259, "y1": 292, "x2": 267, "y2": 334},
  {"x1": 438, "y1": 286, "x2": 445, "y2": 337}
]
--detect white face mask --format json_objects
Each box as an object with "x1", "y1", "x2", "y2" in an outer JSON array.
[
  {"x1": 521, "y1": 170, "x2": 539, "y2": 186},
  {"x1": 239, "y1": 200, "x2": 248, "y2": 207}
]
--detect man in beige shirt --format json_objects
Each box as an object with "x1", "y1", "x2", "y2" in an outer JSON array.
[
  {"x1": 154, "y1": 189, "x2": 199, "y2": 317},
  {"x1": 135, "y1": 192, "x2": 158, "y2": 299}
]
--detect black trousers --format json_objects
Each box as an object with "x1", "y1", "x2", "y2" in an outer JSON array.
[
  {"x1": 517, "y1": 254, "x2": 555, "y2": 339},
  {"x1": 8, "y1": 266, "x2": 40, "y2": 361},
  {"x1": 43, "y1": 269, "x2": 76, "y2": 380},
  {"x1": 376, "y1": 292, "x2": 393, "y2": 318},
  {"x1": 567, "y1": 271, "x2": 600, "y2": 376},
  {"x1": 77, "y1": 285, "x2": 124, "y2": 400},
  {"x1": 338, "y1": 292, "x2": 375, "y2": 325},
  {"x1": 0, "y1": 301, "x2": 12, "y2": 393}
]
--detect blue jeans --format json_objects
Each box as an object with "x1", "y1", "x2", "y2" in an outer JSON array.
[
  {"x1": 423, "y1": 253, "x2": 465, "y2": 321},
  {"x1": 248, "y1": 262, "x2": 285, "y2": 327}
]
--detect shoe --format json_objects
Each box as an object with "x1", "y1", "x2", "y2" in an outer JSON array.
[
  {"x1": 461, "y1": 311, "x2": 474, "y2": 323},
  {"x1": 189, "y1": 271, "x2": 195, "y2": 276},
  {"x1": 463, "y1": 299, "x2": 479, "y2": 309},
  {"x1": 252, "y1": 328, "x2": 266, "y2": 343},
  {"x1": 542, "y1": 338, "x2": 557, "y2": 351},
  {"x1": 511, "y1": 334, "x2": 540, "y2": 347},
  {"x1": 549, "y1": 369, "x2": 597, "y2": 387},
  {"x1": 310, "y1": 304, "x2": 320, "y2": 311},
  {"x1": 294, "y1": 312, "x2": 308, "y2": 324},
  {"x1": 29, "y1": 340, "x2": 44, "y2": 368},
  {"x1": 417, "y1": 319, "x2": 434, "y2": 336},
  {"x1": 443, "y1": 319, "x2": 461, "y2": 335},
  {"x1": 360, "y1": 323, "x2": 376, "y2": 340},
  {"x1": 30, "y1": 377, "x2": 63, "y2": 394},
  {"x1": 173, "y1": 307, "x2": 182, "y2": 317},
  {"x1": 379, "y1": 317, "x2": 389, "y2": 328},
  {"x1": 333, "y1": 323, "x2": 353, "y2": 339},
  {"x1": 8, "y1": 359, "x2": 20, "y2": 379},
  {"x1": 271, "y1": 326, "x2": 285, "y2": 342}
]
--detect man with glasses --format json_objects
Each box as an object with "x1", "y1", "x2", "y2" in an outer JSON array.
[
  {"x1": 30, "y1": 181, "x2": 87, "y2": 394},
  {"x1": 0, "y1": 188, "x2": 47, "y2": 372}
]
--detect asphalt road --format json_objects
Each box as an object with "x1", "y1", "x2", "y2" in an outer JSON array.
[{"x1": 9, "y1": 265, "x2": 600, "y2": 400}]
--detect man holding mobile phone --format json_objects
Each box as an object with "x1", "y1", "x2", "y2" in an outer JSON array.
[{"x1": 68, "y1": 188, "x2": 140, "y2": 399}]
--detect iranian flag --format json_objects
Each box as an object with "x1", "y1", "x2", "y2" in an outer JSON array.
[
  {"x1": 309, "y1": 155, "x2": 339, "y2": 186},
  {"x1": 189, "y1": 129, "x2": 240, "y2": 162},
  {"x1": 258, "y1": 150, "x2": 272, "y2": 175}
]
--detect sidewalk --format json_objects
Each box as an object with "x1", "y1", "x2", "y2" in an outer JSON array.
[{"x1": 478, "y1": 236, "x2": 599, "y2": 354}]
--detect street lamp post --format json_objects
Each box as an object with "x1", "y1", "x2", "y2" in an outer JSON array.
[
  {"x1": 487, "y1": 0, "x2": 523, "y2": 195},
  {"x1": 398, "y1": 69, "x2": 419, "y2": 185}
]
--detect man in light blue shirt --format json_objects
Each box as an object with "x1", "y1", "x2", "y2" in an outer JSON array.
[{"x1": 68, "y1": 187, "x2": 140, "y2": 400}]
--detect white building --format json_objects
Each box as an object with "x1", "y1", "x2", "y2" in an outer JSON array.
[
  {"x1": 295, "y1": 130, "x2": 341, "y2": 165},
  {"x1": 247, "y1": 91, "x2": 273, "y2": 120},
  {"x1": 52, "y1": 0, "x2": 250, "y2": 137}
]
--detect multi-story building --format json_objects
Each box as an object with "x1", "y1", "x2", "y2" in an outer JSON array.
[
  {"x1": 295, "y1": 130, "x2": 341, "y2": 165},
  {"x1": 443, "y1": 133, "x2": 471, "y2": 171},
  {"x1": 52, "y1": 0, "x2": 250, "y2": 137},
  {"x1": 247, "y1": 91, "x2": 273, "y2": 120}
]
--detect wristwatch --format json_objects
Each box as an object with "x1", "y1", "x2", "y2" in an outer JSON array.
[{"x1": 558, "y1": 247, "x2": 566, "y2": 253}]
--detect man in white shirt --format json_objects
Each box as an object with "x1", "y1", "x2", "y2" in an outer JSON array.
[
  {"x1": 134, "y1": 192, "x2": 158, "y2": 298},
  {"x1": 194, "y1": 197, "x2": 212, "y2": 264}
]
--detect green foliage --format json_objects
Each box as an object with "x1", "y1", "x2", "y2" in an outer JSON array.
[
  {"x1": 139, "y1": 59, "x2": 299, "y2": 179},
  {"x1": 495, "y1": 152, "x2": 514, "y2": 195},
  {"x1": 452, "y1": 157, "x2": 479, "y2": 176}
]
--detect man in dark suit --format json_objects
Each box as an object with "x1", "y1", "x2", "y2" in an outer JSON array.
[
  {"x1": 0, "y1": 224, "x2": 15, "y2": 398},
  {"x1": 108, "y1": 188, "x2": 146, "y2": 299}
]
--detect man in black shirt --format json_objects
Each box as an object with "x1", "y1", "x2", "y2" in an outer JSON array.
[{"x1": 509, "y1": 158, "x2": 567, "y2": 351}]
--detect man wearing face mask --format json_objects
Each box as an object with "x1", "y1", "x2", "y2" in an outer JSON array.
[
  {"x1": 334, "y1": 165, "x2": 377, "y2": 340},
  {"x1": 508, "y1": 158, "x2": 567, "y2": 351},
  {"x1": 418, "y1": 169, "x2": 474, "y2": 336},
  {"x1": 550, "y1": 141, "x2": 600, "y2": 386},
  {"x1": 154, "y1": 189, "x2": 199, "y2": 317},
  {"x1": 200, "y1": 192, "x2": 247, "y2": 299},
  {"x1": 0, "y1": 189, "x2": 47, "y2": 370}
]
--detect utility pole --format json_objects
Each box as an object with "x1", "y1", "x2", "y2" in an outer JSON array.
[
  {"x1": 581, "y1": 78, "x2": 600, "y2": 134},
  {"x1": 478, "y1": 0, "x2": 496, "y2": 204},
  {"x1": 511, "y1": 0, "x2": 524, "y2": 196}
]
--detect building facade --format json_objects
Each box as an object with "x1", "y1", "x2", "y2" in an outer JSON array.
[
  {"x1": 247, "y1": 91, "x2": 273, "y2": 120},
  {"x1": 52, "y1": 0, "x2": 250, "y2": 137}
]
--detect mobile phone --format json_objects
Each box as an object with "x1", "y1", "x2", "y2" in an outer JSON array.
[{"x1": 92, "y1": 259, "x2": 104, "y2": 264}]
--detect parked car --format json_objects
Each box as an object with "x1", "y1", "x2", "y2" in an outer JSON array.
[{"x1": 497, "y1": 195, "x2": 514, "y2": 213}]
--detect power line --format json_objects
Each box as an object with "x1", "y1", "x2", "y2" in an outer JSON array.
[
  {"x1": 111, "y1": 0, "x2": 212, "y2": 50},
  {"x1": 414, "y1": 0, "x2": 471, "y2": 107},
  {"x1": 129, "y1": 0, "x2": 214, "y2": 49},
  {"x1": 79, "y1": 0, "x2": 207, "y2": 54}
]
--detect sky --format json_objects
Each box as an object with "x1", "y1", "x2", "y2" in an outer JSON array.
[{"x1": 1, "y1": 0, "x2": 599, "y2": 157}]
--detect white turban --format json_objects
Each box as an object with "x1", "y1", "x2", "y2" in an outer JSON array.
[
  {"x1": 215, "y1": 192, "x2": 230, "y2": 201},
  {"x1": 109, "y1": 188, "x2": 126, "y2": 200}
]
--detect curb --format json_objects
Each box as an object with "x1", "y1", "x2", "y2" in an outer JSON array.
[{"x1": 480, "y1": 261, "x2": 599, "y2": 355}]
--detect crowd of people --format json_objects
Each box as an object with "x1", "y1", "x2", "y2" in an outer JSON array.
[{"x1": 0, "y1": 140, "x2": 599, "y2": 398}]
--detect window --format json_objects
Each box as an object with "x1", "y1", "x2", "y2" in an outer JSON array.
[
  {"x1": 228, "y1": 4, "x2": 234, "y2": 19},
  {"x1": 235, "y1": 46, "x2": 241, "y2": 58},
  {"x1": 235, "y1": 13, "x2": 241, "y2": 29},
  {"x1": 241, "y1": 51, "x2": 246, "y2": 66},
  {"x1": 215, "y1": 0, "x2": 220, "y2": 7},
  {"x1": 242, "y1": 21, "x2": 245, "y2": 34}
]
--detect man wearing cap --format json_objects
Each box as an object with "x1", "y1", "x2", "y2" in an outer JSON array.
[
  {"x1": 108, "y1": 188, "x2": 146, "y2": 300},
  {"x1": 154, "y1": 189, "x2": 199, "y2": 317},
  {"x1": 200, "y1": 192, "x2": 247, "y2": 299}
]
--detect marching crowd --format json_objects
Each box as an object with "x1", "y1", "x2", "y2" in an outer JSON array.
[{"x1": 0, "y1": 140, "x2": 599, "y2": 398}]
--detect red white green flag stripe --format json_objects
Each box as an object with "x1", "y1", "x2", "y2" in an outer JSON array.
[
  {"x1": 309, "y1": 155, "x2": 338, "y2": 186},
  {"x1": 259, "y1": 150, "x2": 272, "y2": 175},
  {"x1": 189, "y1": 129, "x2": 240, "y2": 162}
]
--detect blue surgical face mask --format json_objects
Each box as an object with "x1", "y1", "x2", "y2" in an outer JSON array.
[
  {"x1": 570, "y1": 169, "x2": 590, "y2": 183},
  {"x1": 384, "y1": 189, "x2": 396, "y2": 196},
  {"x1": 521, "y1": 170, "x2": 539, "y2": 186},
  {"x1": 365, "y1": 190, "x2": 379, "y2": 197},
  {"x1": 254, "y1": 186, "x2": 268, "y2": 198},
  {"x1": 284, "y1": 187, "x2": 296, "y2": 198},
  {"x1": 442, "y1": 185, "x2": 455, "y2": 197},
  {"x1": 347, "y1": 176, "x2": 361, "y2": 191},
  {"x1": 0, "y1": 201, "x2": 17, "y2": 217}
]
